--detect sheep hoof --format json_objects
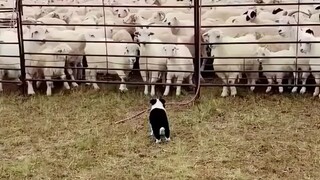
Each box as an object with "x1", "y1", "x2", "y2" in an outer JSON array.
[
  {"x1": 165, "y1": 137, "x2": 171, "y2": 142},
  {"x1": 72, "y1": 83, "x2": 79, "y2": 87},
  {"x1": 291, "y1": 87, "x2": 298, "y2": 93},
  {"x1": 155, "y1": 139, "x2": 161, "y2": 143},
  {"x1": 266, "y1": 87, "x2": 272, "y2": 93},
  {"x1": 313, "y1": 92, "x2": 318, "y2": 97},
  {"x1": 28, "y1": 91, "x2": 35, "y2": 96},
  {"x1": 300, "y1": 87, "x2": 306, "y2": 94},
  {"x1": 119, "y1": 88, "x2": 128, "y2": 92},
  {"x1": 250, "y1": 86, "x2": 255, "y2": 92},
  {"x1": 221, "y1": 92, "x2": 228, "y2": 97}
]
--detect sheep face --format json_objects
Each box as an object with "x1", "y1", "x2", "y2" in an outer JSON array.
[
  {"x1": 162, "y1": 45, "x2": 178, "y2": 57},
  {"x1": 149, "y1": 11, "x2": 166, "y2": 24},
  {"x1": 29, "y1": 26, "x2": 48, "y2": 44},
  {"x1": 112, "y1": 7, "x2": 130, "y2": 18},
  {"x1": 299, "y1": 33, "x2": 313, "y2": 54},
  {"x1": 53, "y1": 43, "x2": 72, "y2": 62},
  {"x1": 134, "y1": 27, "x2": 154, "y2": 43},
  {"x1": 124, "y1": 44, "x2": 139, "y2": 68},
  {"x1": 276, "y1": 16, "x2": 296, "y2": 38},
  {"x1": 255, "y1": 47, "x2": 270, "y2": 63},
  {"x1": 123, "y1": 14, "x2": 139, "y2": 24},
  {"x1": 202, "y1": 30, "x2": 222, "y2": 50},
  {"x1": 163, "y1": 16, "x2": 178, "y2": 26}
]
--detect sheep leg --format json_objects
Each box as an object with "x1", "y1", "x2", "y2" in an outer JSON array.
[
  {"x1": 228, "y1": 73, "x2": 238, "y2": 97},
  {"x1": 176, "y1": 75, "x2": 183, "y2": 96},
  {"x1": 150, "y1": 71, "x2": 159, "y2": 97},
  {"x1": 266, "y1": 77, "x2": 273, "y2": 93},
  {"x1": 85, "y1": 69, "x2": 92, "y2": 86},
  {"x1": 313, "y1": 73, "x2": 320, "y2": 97},
  {"x1": 163, "y1": 73, "x2": 173, "y2": 96},
  {"x1": 248, "y1": 72, "x2": 258, "y2": 92},
  {"x1": 44, "y1": 76, "x2": 53, "y2": 96},
  {"x1": 291, "y1": 72, "x2": 298, "y2": 93},
  {"x1": 276, "y1": 74, "x2": 284, "y2": 93},
  {"x1": 26, "y1": 73, "x2": 35, "y2": 95},
  {"x1": 67, "y1": 69, "x2": 79, "y2": 87},
  {"x1": 300, "y1": 72, "x2": 309, "y2": 94},
  {"x1": 140, "y1": 70, "x2": 149, "y2": 95},
  {"x1": 86, "y1": 69, "x2": 99, "y2": 90},
  {"x1": 217, "y1": 73, "x2": 228, "y2": 97},
  {"x1": 117, "y1": 71, "x2": 128, "y2": 92},
  {"x1": 91, "y1": 71, "x2": 99, "y2": 90},
  {"x1": 60, "y1": 73, "x2": 71, "y2": 90}
]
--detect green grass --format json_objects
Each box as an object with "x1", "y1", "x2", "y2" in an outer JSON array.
[{"x1": 0, "y1": 86, "x2": 320, "y2": 179}]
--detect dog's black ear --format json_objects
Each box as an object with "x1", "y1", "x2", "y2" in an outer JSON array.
[
  {"x1": 150, "y1": 99, "x2": 157, "y2": 105},
  {"x1": 159, "y1": 98, "x2": 166, "y2": 105}
]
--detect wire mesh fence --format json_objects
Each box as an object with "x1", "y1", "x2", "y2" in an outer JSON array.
[{"x1": 0, "y1": 0, "x2": 319, "y2": 97}]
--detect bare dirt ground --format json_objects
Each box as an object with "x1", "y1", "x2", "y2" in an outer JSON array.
[{"x1": 0, "y1": 84, "x2": 320, "y2": 179}]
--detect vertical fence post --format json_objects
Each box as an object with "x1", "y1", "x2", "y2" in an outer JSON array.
[
  {"x1": 194, "y1": 0, "x2": 201, "y2": 98},
  {"x1": 16, "y1": 0, "x2": 27, "y2": 95}
]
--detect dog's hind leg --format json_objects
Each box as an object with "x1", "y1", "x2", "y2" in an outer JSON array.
[
  {"x1": 153, "y1": 127, "x2": 161, "y2": 143},
  {"x1": 149, "y1": 123, "x2": 153, "y2": 136},
  {"x1": 164, "y1": 125, "x2": 170, "y2": 142}
]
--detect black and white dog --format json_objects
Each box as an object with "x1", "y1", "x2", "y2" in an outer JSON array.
[{"x1": 149, "y1": 98, "x2": 171, "y2": 143}]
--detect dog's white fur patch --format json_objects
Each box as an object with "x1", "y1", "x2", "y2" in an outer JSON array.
[{"x1": 150, "y1": 99, "x2": 165, "y2": 111}]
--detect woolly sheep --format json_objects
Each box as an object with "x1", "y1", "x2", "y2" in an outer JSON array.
[
  {"x1": 298, "y1": 32, "x2": 320, "y2": 97},
  {"x1": 0, "y1": 30, "x2": 21, "y2": 91},
  {"x1": 202, "y1": 29, "x2": 260, "y2": 97},
  {"x1": 27, "y1": 43, "x2": 75, "y2": 96},
  {"x1": 256, "y1": 47, "x2": 297, "y2": 94},
  {"x1": 162, "y1": 44, "x2": 194, "y2": 96},
  {"x1": 134, "y1": 26, "x2": 167, "y2": 96},
  {"x1": 84, "y1": 38, "x2": 139, "y2": 91}
]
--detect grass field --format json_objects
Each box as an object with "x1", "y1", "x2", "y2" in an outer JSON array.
[{"x1": 0, "y1": 86, "x2": 320, "y2": 179}]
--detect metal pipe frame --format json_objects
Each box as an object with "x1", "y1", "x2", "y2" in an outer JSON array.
[{"x1": 2, "y1": 0, "x2": 320, "y2": 95}]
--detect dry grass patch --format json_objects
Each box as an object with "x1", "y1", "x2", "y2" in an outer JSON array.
[{"x1": 0, "y1": 87, "x2": 320, "y2": 179}]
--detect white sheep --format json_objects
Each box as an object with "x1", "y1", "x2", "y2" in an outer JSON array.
[
  {"x1": 256, "y1": 47, "x2": 297, "y2": 94},
  {"x1": 27, "y1": 43, "x2": 74, "y2": 96},
  {"x1": 0, "y1": 29, "x2": 21, "y2": 91},
  {"x1": 202, "y1": 29, "x2": 260, "y2": 97},
  {"x1": 134, "y1": 26, "x2": 167, "y2": 96},
  {"x1": 277, "y1": 13, "x2": 313, "y2": 94},
  {"x1": 298, "y1": 32, "x2": 320, "y2": 97},
  {"x1": 84, "y1": 38, "x2": 139, "y2": 91},
  {"x1": 162, "y1": 44, "x2": 194, "y2": 96}
]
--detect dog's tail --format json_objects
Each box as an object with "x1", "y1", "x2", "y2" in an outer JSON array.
[{"x1": 159, "y1": 127, "x2": 165, "y2": 136}]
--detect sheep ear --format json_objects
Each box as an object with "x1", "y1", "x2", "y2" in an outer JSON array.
[
  {"x1": 57, "y1": 49, "x2": 63, "y2": 53},
  {"x1": 202, "y1": 32, "x2": 208, "y2": 38},
  {"x1": 45, "y1": 29, "x2": 49, "y2": 33},
  {"x1": 243, "y1": 11, "x2": 248, "y2": 15},
  {"x1": 173, "y1": 17, "x2": 177, "y2": 21},
  {"x1": 150, "y1": 99, "x2": 157, "y2": 105},
  {"x1": 149, "y1": 32, "x2": 154, "y2": 35}
]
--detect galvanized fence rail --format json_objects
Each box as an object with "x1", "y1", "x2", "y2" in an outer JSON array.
[{"x1": 0, "y1": 0, "x2": 318, "y2": 97}]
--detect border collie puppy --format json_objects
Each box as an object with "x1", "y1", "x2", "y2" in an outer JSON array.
[{"x1": 149, "y1": 98, "x2": 170, "y2": 143}]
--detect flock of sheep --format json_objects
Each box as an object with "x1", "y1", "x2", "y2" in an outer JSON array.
[{"x1": 0, "y1": 0, "x2": 320, "y2": 97}]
